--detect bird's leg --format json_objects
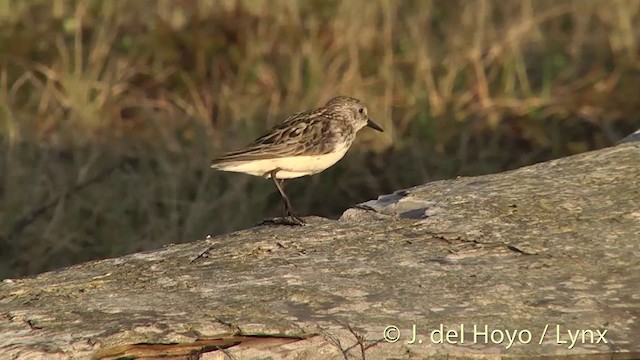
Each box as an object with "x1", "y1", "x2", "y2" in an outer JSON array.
[
  {"x1": 255, "y1": 170, "x2": 305, "y2": 226},
  {"x1": 275, "y1": 179, "x2": 299, "y2": 219},
  {"x1": 278, "y1": 180, "x2": 289, "y2": 218},
  {"x1": 271, "y1": 172, "x2": 305, "y2": 225}
]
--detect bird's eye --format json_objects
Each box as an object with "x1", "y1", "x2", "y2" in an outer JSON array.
[{"x1": 358, "y1": 108, "x2": 364, "y2": 114}]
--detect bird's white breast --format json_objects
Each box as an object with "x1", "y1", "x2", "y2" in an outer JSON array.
[{"x1": 214, "y1": 142, "x2": 351, "y2": 179}]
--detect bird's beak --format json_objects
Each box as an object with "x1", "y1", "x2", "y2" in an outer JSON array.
[{"x1": 366, "y1": 119, "x2": 384, "y2": 132}]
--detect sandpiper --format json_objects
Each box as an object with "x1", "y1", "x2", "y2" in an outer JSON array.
[{"x1": 211, "y1": 96, "x2": 383, "y2": 225}]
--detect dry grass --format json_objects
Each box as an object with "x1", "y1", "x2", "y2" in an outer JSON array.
[{"x1": 1, "y1": 0, "x2": 638, "y2": 277}]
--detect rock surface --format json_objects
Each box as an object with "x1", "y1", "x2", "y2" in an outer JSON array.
[
  {"x1": 1, "y1": 142, "x2": 639, "y2": 359},
  {"x1": 619, "y1": 128, "x2": 640, "y2": 144}
]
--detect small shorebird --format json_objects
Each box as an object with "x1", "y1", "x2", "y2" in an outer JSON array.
[{"x1": 211, "y1": 96, "x2": 383, "y2": 225}]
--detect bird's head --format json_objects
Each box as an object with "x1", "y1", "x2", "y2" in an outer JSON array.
[{"x1": 324, "y1": 96, "x2": 384, "y2": 132}]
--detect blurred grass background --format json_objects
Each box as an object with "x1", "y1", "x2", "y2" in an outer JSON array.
[{"x1": 0, "y1": 0, "x2": 638, "y2": 278}]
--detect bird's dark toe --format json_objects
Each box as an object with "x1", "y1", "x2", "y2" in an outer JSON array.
[
  {"x1": 255, "y1": 216, "x2": 305, "y2": 227},
  {"x1": 288, "y1": 215, "x2": 305, "y2": 225}
]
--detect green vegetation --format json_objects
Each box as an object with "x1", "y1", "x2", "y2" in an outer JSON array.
[{"x1": 1, "y1": 0, "x2": 638, "y2": 277}]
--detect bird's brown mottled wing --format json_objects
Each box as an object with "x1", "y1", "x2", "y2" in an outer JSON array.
[{"x1": 211, "y1": 109, "x2": 336, "y2": 165}]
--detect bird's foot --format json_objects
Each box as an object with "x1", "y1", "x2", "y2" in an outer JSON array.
[{"x1": 256, "y1": 215, "x2": 305, "y2": 227}]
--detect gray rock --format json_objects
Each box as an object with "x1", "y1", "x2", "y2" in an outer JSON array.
[
  {"x1": 618, "y1": 128, "x2": 640, "y2": 144},
  {"x1": 1, "y1": 142, "x2": 639, "y2": 359}
]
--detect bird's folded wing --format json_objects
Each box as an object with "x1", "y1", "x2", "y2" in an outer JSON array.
[
  {"x1": 211, "y1": 116, "x2": 331, "y2": 165},
  {"x1": 211, "y1": 144, "x2": 295, "y2": 164}
]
